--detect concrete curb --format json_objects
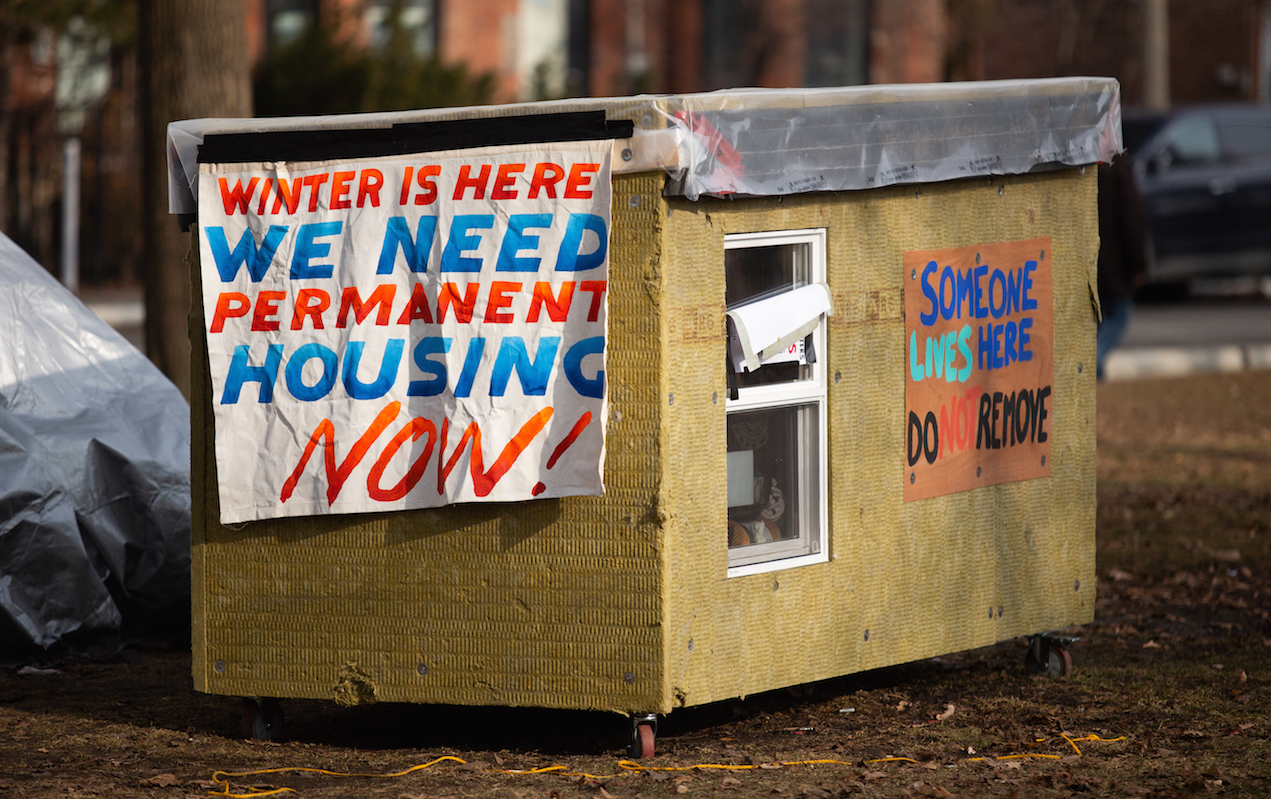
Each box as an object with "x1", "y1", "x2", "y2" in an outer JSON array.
[{"x1": 1105, "y1": 343, "x2": 1271, "y2": 381}]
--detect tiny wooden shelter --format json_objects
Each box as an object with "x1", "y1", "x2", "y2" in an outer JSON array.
[{"x1": 169, "y1": 78, "x2": 1116, "y2": 744}]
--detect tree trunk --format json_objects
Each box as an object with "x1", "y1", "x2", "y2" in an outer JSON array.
[{"x1": 140, "y1": 0, "x2": 251, "y2": 399}]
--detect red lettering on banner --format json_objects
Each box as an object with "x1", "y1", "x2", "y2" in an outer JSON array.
[
  {"x1": 398, "y1": 166, "x2": 414, "y2": 206},
  {"x1": 437, "y1": 407, "x2": 554, "y2": 497},
  {"x1": 290, "y1": 288, "x2": 330, "y2": 330},
  {"x1": 580, "y1": 280, "x2": 607, "y2": 322},
  {"x1": 213, "y1": 280, "x2": 605, "y2": 330},
  {"x1": 255, "y1": 179, "x2": 273, "y2": 215},
  {"x1": 251, "y1": 291, "x2": 286, "y2": 331},
  {"x1": 367, "y1": 418, "x2": 437, "y2": 501},
  {"x1": 280, "y1": 402, "x2": 401, "y2": 505},
  {"x1": 210, "y1": 292, "x2": 251, "y2": 333},
  {"x1": 484, "y1": 281, "x2": 521, "y2": 323},
  {"x1": 532, "y1": 411, "x2": 592, "y2": 496},
  {"x1": 527, "y1": 281, "x2": 574, "y2": 322},
  {"x1": 337, "y1": 284, "x2": 396, "y2": 327},
  {"x1": 219, "y1": 177, "x2": 259, "y2": 215},
  {"x1": 491, "y1": 163, "x2": 525, "y2": 200},
  {"x1": 564, "y1": 163, "x2": 599, "y2": 199},
  {"x1": 272, "y1": 177, "x2": 303, "y2": 214},
  {"x1": 414, "y1": 165, "x2": 441, "y2": 205},
  {"x1": 303, "y1": 173, "x2": 329, "y2": 212},
  {"x1": 330, "y1": 171, "x2": 355, "y2": 210},
  {"x1": 454, "y1": 164, "x2": 491, "y2": 201},
  {"x1": 547, "y1": 411, "x2": 590, "y2": 469},
  {"x1": 358, "y1": 169, "x2": 383, "y2": 207},
  {"x1": 529, "y1": 162, "x2": 565, "y2": 199},
  {"x1": 396, "y1": 282, "x2": 435, "y2": 324},
  {"x1": 436, "y1": 282, "x2": 479, "y2": 323},
  {"x1": 280, "y1": 405, "x2": 559, "y2": 505}
]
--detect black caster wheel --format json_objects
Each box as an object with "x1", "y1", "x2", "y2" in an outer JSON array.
[
  {"x1": 240, "y1": 697, "x2": 284, "y2": 741},
  {"x1": 626, "y1": 714, "x2": 657, "y2": 758},
  {"x1": 1025, "y1": 635, "x2": 1074, "y2": 677}
]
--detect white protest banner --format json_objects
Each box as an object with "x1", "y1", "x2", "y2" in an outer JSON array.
[{"x1": 197, "y1": 142, "x2": 611, "y2": 523}]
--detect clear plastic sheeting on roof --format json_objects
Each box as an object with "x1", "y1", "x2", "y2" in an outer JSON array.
[
  {"x1": 167, "y1": 77, "x2": 1120, "y2": 213},
  {"x1": 0, "y1": 230, "x2": 191, "y2": 658},
  {"x1": 657, "y1": 78, "x2": 1121, "y2": 199}
]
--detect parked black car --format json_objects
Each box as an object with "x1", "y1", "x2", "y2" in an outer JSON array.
[{"x1": 1125, "y1": 104, "x2": 1271, "y2": 284}]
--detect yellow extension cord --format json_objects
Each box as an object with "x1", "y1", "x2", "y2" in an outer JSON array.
[{"x1": 209, "y1": 733, "x2": 1126, "y2": 797}]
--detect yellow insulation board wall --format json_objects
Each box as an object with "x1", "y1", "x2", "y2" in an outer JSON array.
[
  {"x1": 660, "y1": 168, "x2": 1098, "y2": 709},
  {"x1": 191, "y1": 167, "x2": 1097, "y2": 716},
  {"x1": 191, "y1": 173, "x2": 672, "y2": 714}
]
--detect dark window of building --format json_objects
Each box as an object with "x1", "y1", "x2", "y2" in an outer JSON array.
[
  {"x1": 566, "y1": 0, "x2": 591, "y2": 97},
  {"x1": 367, "y1": 0, "x2": 436, "y2": 58},
  {"x1": 266, "y1": 0, "x2": 319, "y2": 48},
  {"x1": 803, "y1": 0, "x2": 869, "y2": 87},
  {"x1": 702, "y1": 0, "x2": 868, "y2": 90},
  {"x1": 702, "y1": 0, "x2": 759, "y2": 89}
]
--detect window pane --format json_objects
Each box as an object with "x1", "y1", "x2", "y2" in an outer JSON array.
[
  {"x1": 267, "y1": 0, "x2": 318, "y2": 46},
  {"x1": 1219, "y1": 123, "x2": 1271, "y2": 161},
  {"x1": 726, "y1": 243, "x2": 812, "y2": 388},
  {"x1": 723, "y1": 230, "x2": 826, "y2": 574},
  {"x1": 726, "y1": 403, "x2": 819, "y2": 559},
  {"x1": 701, "y1": 0, "x2": 763, "y2": 90},
  {"x1": 725, "y1": 243, "x2": 809, "y2": 307},
  {"x1": 804, "y1": 0, "x2": 869, "y2": 87},
  {"x1": 367, "y1": 0, "x2": 436, "y2": 57},
  {"x1": 1162, "y1": 118, "x2": 1220, "y2": 166}
]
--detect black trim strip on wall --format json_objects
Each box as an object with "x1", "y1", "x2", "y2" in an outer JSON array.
[{"x1": 197, "y1": 111, "x2": 634, "y2": 164}]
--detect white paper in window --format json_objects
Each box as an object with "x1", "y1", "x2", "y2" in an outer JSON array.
[
  {"x1": 726, "y1": 283, "x2": 832, "y2": 372},
  {"x1": 726, "y1": 450, "x2": 756, "y2": 507},
  {"x1": 729, "y1": 329, "x2": 807, "y2": 371}
]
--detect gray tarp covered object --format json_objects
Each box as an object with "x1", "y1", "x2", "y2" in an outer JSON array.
[{"x1": 0, "y1": 230, "x2": 190, "y2": 655}]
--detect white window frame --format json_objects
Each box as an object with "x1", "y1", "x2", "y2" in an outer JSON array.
[{"x1": 725, "y1": 229, "x2": 829, "y2": 578}]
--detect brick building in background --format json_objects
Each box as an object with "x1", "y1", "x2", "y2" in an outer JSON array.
[
  {"x1": 2, "y1": 0, "x2": 1268, "y2": 286},
  {"x1": 949, "y1": 0, "x2": 1266, "y2": 108},
  {"x1": 243, "y1": 0, "x2": 886, "y2": 102},
  {"x1": 239, "y1": 0, "x2": 1268, "y2": 104}
]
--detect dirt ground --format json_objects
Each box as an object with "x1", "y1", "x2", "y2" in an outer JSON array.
[{"x1": 2, "y1": 370, "x2": 1270, "y2": 798}]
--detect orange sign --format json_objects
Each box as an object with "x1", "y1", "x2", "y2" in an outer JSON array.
[{"x1": 903, "y1": 237, "x2": 1053, "y2": 501}]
